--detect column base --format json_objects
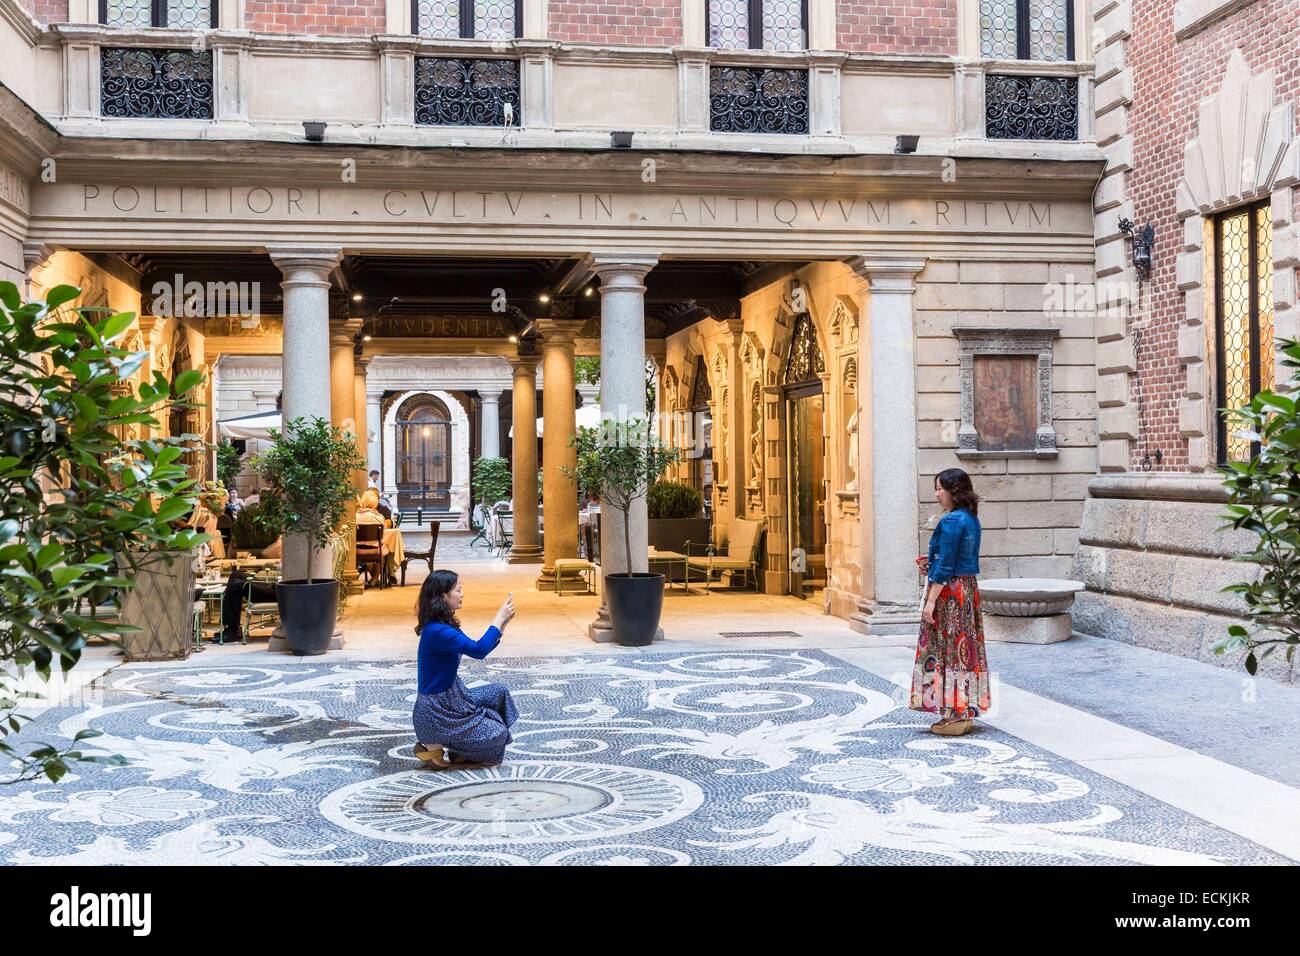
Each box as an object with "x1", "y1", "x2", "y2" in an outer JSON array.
[
  {"x1": 342, "y1": 570, "x2": 364, "y2": 597},
  {"x1": 508, "y1": 546, "x2": 543, "y2": 564},
  {"x1": 848, "y1": 600, "x2": 921, "y2": 642}
]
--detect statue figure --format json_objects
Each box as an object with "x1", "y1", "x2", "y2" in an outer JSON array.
[{"x1": 845, "y1": 407, "x2": 859, "y2": 492}]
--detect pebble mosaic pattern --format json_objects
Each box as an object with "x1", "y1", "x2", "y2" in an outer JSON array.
[{"x1": 0, "y1": 651, "x2": 1286, "y2": 865}]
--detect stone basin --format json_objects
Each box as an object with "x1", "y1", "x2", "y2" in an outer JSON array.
[{"x1": 978, "y1": 578, "x2": 1086, "y2": 617}]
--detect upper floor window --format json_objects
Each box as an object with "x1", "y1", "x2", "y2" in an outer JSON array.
[
  {"x1": 414, "y1": 0, "x2": 522, "y2": 40},
  {"x1": 979, "y1": 0, "x2": 1073, "y2": 61},
  {"x1": 100, "y1": 0, "x2": 216, "y2": 28},
  {"x1": 707, "y1": 0, "x2": 807, "y2": 51},
  {"x1": 1214, "y1": 201, "x2": 1275, "y2": 464}
]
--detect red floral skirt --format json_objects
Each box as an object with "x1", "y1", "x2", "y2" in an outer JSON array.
[{"x1": 909, "y1": 575, "x2": 991, "y2": 720}]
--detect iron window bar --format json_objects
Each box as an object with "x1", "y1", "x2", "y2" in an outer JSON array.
[
  {"x1": 412, "y1": 0, "x2": 524, "y2": 39},
  {"x1": 99, "y1": 0, "x2": 218, "y2": 28}
]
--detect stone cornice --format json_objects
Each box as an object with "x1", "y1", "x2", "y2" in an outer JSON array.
[{"x1": 0, "y1": 0, "x2": 42, "y2": 47}]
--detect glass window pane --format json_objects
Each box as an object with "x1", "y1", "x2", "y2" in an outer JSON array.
[
  {"x1": 104, "y1": 0, "x2": 152, "y2": 28},
  {"x1": 166, "y1": 0, "x2": 210, "y2": 28},
  {"x1": 979, "y1": 0, "x2": 1018, "y2": 58},
  {"x1": 1256, "y1": 205, "x2": 1275, "y2": 394},
  {"x1": 1220, "y1": 211, "x2": 1253, "y2": 463},
  {"x1": 1027, "y1": 0, "x2": 1070, "y2": 61},
  {"x1": 708, "y1": 0, "x2": 749, "y2": 49},
  {"x1": 761, "y1": 0, "x2": 803, "y2": 51},
  {"x1": 474, "y1": 0, "x2": 515, "y2": 40},
  {"x1": 416, "y1": 0, "x2": 461, "y2": 38}
]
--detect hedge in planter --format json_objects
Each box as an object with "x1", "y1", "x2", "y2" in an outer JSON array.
[
  {"x1": 232, "y1": 502, "x2": 280, "y2": 552},
  {"x1": 648, "y1": 480, "x2": 702, "y2": 519}
]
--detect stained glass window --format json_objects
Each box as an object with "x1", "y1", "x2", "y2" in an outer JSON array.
[
  {"x1": 1216, "y1": 202, "x2": 1275, "y2": 464},
  {"x1": 708, "y1": 0, "x2": 806, "y2": 51},
  {"x1": 979, "y1": 0, "x2": 1072, "y2": 61},
  {"x1": 101, "y1": 0, "x2": 216, "y2": 28},
  {"x1": 415, "y1": 0, "x2": 520, "y2": 38}
]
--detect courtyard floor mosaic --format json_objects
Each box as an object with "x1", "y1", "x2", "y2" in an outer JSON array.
[{"x1": 0, "y1": 650, "x2": 1286, "y2": 866}]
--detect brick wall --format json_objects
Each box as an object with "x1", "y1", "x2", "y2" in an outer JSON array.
[
  {"x1": 837, "y1": 0, "x2": 958, "y2": 56},
  {"x1": 548, "y1": 1, "x2": 682, "y2": 44},
  {"x1": 245, "y1": 0, "x2": 386, "y2": 35},
  {"x1": 1125, "y1": 0, "x2": 1300, "y2": 470},
  {"x1": 22, "y1": 0, "x2": 68, "y2": 23}
]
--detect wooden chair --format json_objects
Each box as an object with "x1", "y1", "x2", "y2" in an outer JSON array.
[
  {"x1": 400, "y1": 521, "x2": 440, "y2": 587},
  {"x1": 355, "y1": 523, "x2": 386, "y2": 588},
  {"x1": 685, "y1": 517, "x2": 766, "y2": 592}
]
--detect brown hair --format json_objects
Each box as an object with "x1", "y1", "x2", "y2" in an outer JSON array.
[{"x1": 935, "y1": 467, "x2": 979, "y2": 518}]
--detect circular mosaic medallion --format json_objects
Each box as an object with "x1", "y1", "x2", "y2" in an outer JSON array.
[{"x1": 320, "y1": 761, "x2": 703, "y2": 845}]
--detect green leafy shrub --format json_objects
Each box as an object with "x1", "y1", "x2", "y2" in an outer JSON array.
[
  {"x1": 1215, "y1": 338, "x2": 1300, "y2": 675},
  {"x1": 472, "y1": 456, "x2": 511, "y2": 507},
  {"x1": 232, "y1": 502, "x2": 279, "y2": 551},
  {"x1": 0, "y1": 282, "x2": 205, "y2": 782},
  {"x1": 215, "y1": 438, "x2": 242, "y2": 489},
  {"x1": 648, "y1": 480, "x2": 702, "y2": 519}
]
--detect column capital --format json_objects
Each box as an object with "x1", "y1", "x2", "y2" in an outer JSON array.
[
  {"x1": 844, "y1": 256, "x2": 927, "y2": 293},
  {"x1": 589, "y1": 253, "x2": 659, "y2": 284},
  {"x1": 479, "y1": 387, "x2": 504, "y2": 403},
  {"x1": 355, "y1": 355, "x2": 373, "y2": 373},
  {"x1": 534, "y1": 317, "x2": 585, "y2": 346},
  {"x1": 23, "y1": 241, "x2": 53, "y2": 274},
  {"x1": 508, "y1": 354, "x2": 541, "y2": 373},
  {"x1": 267, "y1": 245, "x2": 342, "y2": 280},
  {"x1": 329, "y1": 317, "x2": 364, "y2": 349}
]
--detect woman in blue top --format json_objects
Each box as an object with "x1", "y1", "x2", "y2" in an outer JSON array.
[
  {"x1": 412, "y1": 570, "x2": 518, "y2": 768},
  {"x1": 909, "y1": 468, "x2": 990, "y2": 737}
]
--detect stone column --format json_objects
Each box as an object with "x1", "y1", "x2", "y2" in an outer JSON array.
[
  {"x1": 354, "y1": 357, "x2": 371, "y2": 477},
  {"x1": 480, "y1": 388, "x2": 502, "y2": 459},
  {"x1": 330, "y1": 321, "x2": 363, "y2": 594},
  {"x1": 722, "y1": 320, "x2": 746, "y2": 522},
  {"x1": 269, "y1": 246, "x2": 340, "y2": 583},
  {"x1": 366, "y1": 391, "x2": 384, "y2": 478},
  {"x1": 507, "y1": 354, "x2": 542, "y2": 563},
  {"x1": 535, "y1": 319, "x2": 584, "y2": 588},
  {"x1": 845, "y1": 256, "x2": 926, "y2": 639},
  {"x1": 588, "y1": 254, "x2": 658, "y2": 642}
]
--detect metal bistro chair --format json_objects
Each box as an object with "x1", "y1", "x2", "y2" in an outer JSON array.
[
  {"x1": 401, "y1": 521, "x2": 440, "y2": 587},
  {"x1": 685, "y1": 517, "x2": 766, "y2": 593},
  {"x1": 468, "y1": 504, "x2": 490, "y2": 548},
  {"x1": 355, "y1": 523, "x2": 387, "y2": 588},
  {"x1": 242, "y1": 572, "x2": 280, "y2": 643}
]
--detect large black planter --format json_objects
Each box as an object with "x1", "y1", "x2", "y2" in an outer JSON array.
[
  {"x1": 604, "y1": 572, "x2": 665, "y2": 647},
  {"x1": 277, "y1": 579, "x2": 339, "y2": 655}
]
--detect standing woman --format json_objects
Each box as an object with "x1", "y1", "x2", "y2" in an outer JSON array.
[
  {"x1": 911, "y1": 467, "x2": 990, "y2": 736},
  {"x1": 412, "y1": 570, "x2": 518, "y2": 768}
]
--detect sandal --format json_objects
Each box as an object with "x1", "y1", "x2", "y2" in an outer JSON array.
[
  {"x1": 930, "y1": 719, "x2": 973, "y2": 737},
  {"x1": 413, "y1": 742, "x2": 451, "y2": 768}
]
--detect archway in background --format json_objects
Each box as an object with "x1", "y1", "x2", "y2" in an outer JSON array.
[{"x1": 395, "y1": 394, "x2": 452, "y2": 511}]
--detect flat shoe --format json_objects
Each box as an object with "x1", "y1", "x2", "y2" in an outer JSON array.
[{"x1": 413, "y1": 743, "x2": 451, "y2": 768}]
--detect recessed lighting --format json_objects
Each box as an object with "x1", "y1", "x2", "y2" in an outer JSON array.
[
  {"x1": 508, "y1": 335, "x2": 518, "y2": 343},
  {"x1": 539, "y1": 293, "x2": 550, "y2": 303},
  {"x1": 584, "y1": 287, "x2": 594, "y2": 297},
  {"x1": 352, "y1": 293, "x2": 363, "y2": 301},
  {"x1": 363, "y1": 334, "x2": 372, "y2": 341}
]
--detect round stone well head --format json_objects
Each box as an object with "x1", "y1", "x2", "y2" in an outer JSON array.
[{"x1": 977, "y1": 578, "x2": 1085, "y2": 617}]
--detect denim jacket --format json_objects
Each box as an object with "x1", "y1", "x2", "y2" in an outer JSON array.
[{"x1": 926, "y1": 507, "x2": 981, "y2": 584}]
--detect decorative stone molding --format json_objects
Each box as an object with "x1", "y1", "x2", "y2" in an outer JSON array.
[
  {"x1": 1175, "y1": 49, "x2": 1298, "y2": 469},
  {"x1": 952, "y1": 327, "x2": 1060, "y2": 458},
  {"x1": 1173, "y1": 0, "x2": 1257, "y2": 40}
]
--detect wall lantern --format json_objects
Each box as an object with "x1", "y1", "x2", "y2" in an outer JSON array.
[
  {"x1": 1118, "y1": 218, "x2": 1156, "y2": 281},
  {"x1": 303, "y1": 121, "x2": 327, "y2": 142},
  {"x1": 611, "y1": 131, "x2": 634, "y2": 148},
  {"x1": 894, "y1": 135, "x2": 919, "y2": 154}
]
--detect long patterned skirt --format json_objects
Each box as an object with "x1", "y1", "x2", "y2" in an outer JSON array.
[
  {"x1": 909, "y1": 575, "x2": 991, "y2": 720},
  {"x1": 413, "y1": 676, "x2": 518, "y2": 764}
]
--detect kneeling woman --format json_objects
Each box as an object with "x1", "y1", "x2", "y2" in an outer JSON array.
[{"x1": 412, "y1": 570, "x2": 518, "y2": 768}]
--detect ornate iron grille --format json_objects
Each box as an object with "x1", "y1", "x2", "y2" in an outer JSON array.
[
  {"x1": 985, "y1": 74, "x2": 1077, "y2": 140},
  {"x1": 782, "y1": 313, "x2": 824, "y2": 385},
  {"x1": 1215, "y1": 202, "x2": 1274, "y2": 464},
  {"x1": 690, "y1": 355, "x2": 712, "y2": 408},
  {"x1": 101, "y1": 48, "x2": 214, "y2": 120},
  {"x1": 709, "y1": 67, "x2": 809, "y2": 135},
  {"x1": 414, "y1": 58, "x2": 520, "y2": 127}
]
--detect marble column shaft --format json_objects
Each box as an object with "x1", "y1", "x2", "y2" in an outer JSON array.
[
  {"x1": 536, "y1": 320, "x2": 583, "y2": 583},
  {"x1": 846, "y1": 256, "x2": 926, "y2": 637},
  {"x1": 480, "y1": 389, "x2": 502, "y2": 460},
  {"x1": 507, "y1": 356, "x2": 542, "y2": 563},
  {"x1": 270, "y1": 246, "x2": 340, "y2": 581}
]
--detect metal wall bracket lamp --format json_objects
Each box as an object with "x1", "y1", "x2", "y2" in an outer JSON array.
[{"x1": 1118, "y1": 218, "x2": 1155, "y2": 281}]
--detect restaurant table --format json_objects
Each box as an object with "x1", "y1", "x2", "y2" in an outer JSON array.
[
  {"x1": 382, "y1": 527, "x2": 404, "y2": 578},
  {"x1": 647, "y1": 548, "x2": 689, "y2": 591}
]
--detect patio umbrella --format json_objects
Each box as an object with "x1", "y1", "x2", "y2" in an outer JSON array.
[
  {"x1": 507, "y1": 404, "x2": 603, "y2": 439},
  {"x1": 218, "y1": 409, "x2": 282, "y2": 441}
]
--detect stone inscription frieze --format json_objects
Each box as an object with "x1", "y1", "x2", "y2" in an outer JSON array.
[{"x1": 46, "y1": 185, "x2": 1076, "y2": 234}]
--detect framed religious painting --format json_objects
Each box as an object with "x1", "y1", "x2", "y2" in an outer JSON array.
[{"x1": 953, "y1": 327, "x2": 1060, "y2": 458}]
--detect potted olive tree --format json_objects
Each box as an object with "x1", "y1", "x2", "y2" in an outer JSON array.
[
  {"x1": 567, "y1": 418, "x2": 680, "y2": 646},
  {"x1": 252, "y1": 417, "x2": 364, "y2": 655}
]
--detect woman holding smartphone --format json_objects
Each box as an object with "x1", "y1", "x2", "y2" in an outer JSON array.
[
  {"x1": 411, "y1": 570, "x2": 518, "y2": 768},
  {"x1": 911, "y1": 468, "x2": 989, "y2": 737}
]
